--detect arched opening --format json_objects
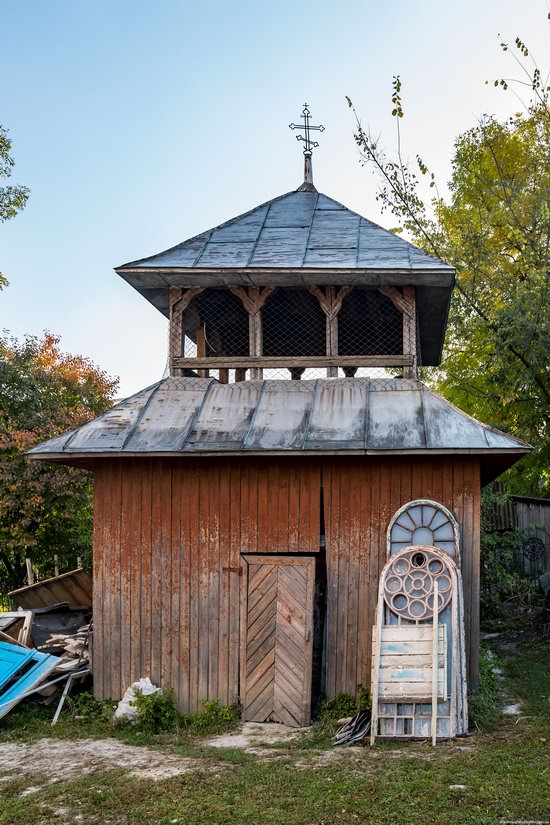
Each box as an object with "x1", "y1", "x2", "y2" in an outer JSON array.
[{"x1": 387, "y1": 500, "x2": 460, "y2": 561}]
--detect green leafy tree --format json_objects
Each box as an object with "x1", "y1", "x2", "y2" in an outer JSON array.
[
  {"x1": 0, "y1": 333, "x2": 118, "y2": 593},
  {"x1": 0, "y1": 124, "x2": 29, "y2": 290},
  {"x1": 347, "y1": 20, "x2": 550, "y2": 495}
]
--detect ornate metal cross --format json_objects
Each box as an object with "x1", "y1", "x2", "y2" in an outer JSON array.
[{"x1": 289, "y1": 104, "x2": 325, "y2": 155}]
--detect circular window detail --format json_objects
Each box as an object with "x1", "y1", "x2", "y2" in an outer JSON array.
[{"x1": 383, "y1": 546, "x2": 453, "y2": 621}]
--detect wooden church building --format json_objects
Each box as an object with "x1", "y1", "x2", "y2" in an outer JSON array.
[{"x1": 29, "y1": 108, "x2": 530, "y2": 731}]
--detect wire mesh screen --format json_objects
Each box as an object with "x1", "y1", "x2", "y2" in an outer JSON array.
[
  {"x1": 169, "y1": 285, "x2": 418, "y2": 381},
  {"x1": 339, "y1": 288, "x2": 403, "y2": 355},
  {"x1": 262, "y1": 289, "x2": 326, "y2": 358}
]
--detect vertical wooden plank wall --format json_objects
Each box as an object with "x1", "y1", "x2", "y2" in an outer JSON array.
[
  {"x1": 323, "y1": 456, "x2": 481, "y2": 696},
  {"x1": 92, "y1": 457, "x2": 321, "y2": 710},
  {"x1": 92, "y1": 454, "x2": 480, "y2": 709}
]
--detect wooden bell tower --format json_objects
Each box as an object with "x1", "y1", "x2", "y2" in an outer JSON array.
[{"x1": 117, "y1": 104, "x2": 454, "y2": 383}]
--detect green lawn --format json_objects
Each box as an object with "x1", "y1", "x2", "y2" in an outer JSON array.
[{"x1": 1, "y1": 629, "x2": 549, "y2": 825}]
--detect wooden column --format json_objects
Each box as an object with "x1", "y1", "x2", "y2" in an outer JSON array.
[
  {"x1": 229, "y1": 287, "x2": 274, "y2": 380},
  {"x1": 308, "y1": 286, "x2": 352, "y2": 377},
  {"x1": 378, "y1": 286, "x2": 417, "y2": 378},
  {"x1": 169, "y1": 287, "x2": 204, "y2": 376},
  {"x1": 196, "y1": 324, "x2": 208, "y2": 378}
]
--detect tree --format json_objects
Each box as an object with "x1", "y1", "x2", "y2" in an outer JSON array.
[
  {"x1": 0, "y1": 333, "x2": 118, "y2": 593},
  {"x1": 347, "y1": 21, "x2": 550, "y2": 496},
  {"x1": 0, "y1": 124, "x2": 30, "y2": 290}
]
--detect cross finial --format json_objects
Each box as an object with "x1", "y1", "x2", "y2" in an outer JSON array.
[{"x1": 289, "y1": 103, "x2": 325, "y2": 187}]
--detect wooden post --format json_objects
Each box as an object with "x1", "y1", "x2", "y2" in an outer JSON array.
[
  {"x1": 54, "y1": 554, "x2": 59, "y2": 577},
  {"x1": 169, "y1": 287, "x2": 204, "y2": 376},
  {"x1": 378, "y1": 286, "x2": 417, "y2": 379},
  {"x1": 76, "y1": 556, "x2": 82, "y2": 569},
  {"x1": 25, "y1": 557, "x2": 34, "y2": 585},
  {"x1": 402, "y1": 287, "x2": 417, "y2": 379},
  {"x1": 196, "y1": 324, "x2": 208, "y2": 378},
  {"x1": 308, "y1": 286, "x2": 352, "y2": 377},
  {"x1": 235, "y1": 368, "x2": 247, "y2": 382},
  {"x1": 432, "y1": 580, "x2": 439, "y2": 746},
  {"x1": 229, "y1": 287, "x2": 274, "y2": 380}
]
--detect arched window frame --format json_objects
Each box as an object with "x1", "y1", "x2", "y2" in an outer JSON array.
[{"x1": 387, "y1": 499, "x2": 461, "y2": 564}]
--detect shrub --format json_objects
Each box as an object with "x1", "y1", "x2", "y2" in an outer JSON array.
[
  {"x1": 317, "y1": 688, "x2": 371, "y2": 725},
  {"x1": 131, "y1": 687, "x2": 179, "y2": 733},
  {"x1": 184, "y1": 699, "x2": 238, "y2": 735}
]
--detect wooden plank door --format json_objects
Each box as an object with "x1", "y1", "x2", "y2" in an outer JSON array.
[{"x1": 242, "y1": 555, "x2": 315, "y2": 727}]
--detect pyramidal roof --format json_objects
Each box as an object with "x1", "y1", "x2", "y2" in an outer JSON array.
[
  {"x1": 27, "y1": 377, "x2": 530, "y2": 484},
  {"x1": 117, "y1": 188, "x2": 454, "y2": 274}
]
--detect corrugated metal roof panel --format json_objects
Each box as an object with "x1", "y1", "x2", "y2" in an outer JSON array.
[
  {"x1": 305, "y1": 380, "x2": 367, "y2": 450},
  {"x1": 64, "y1": 385, "x2": 158, "y2": 452},
  {"x1": 423, "y1": 391, "x2": 490, "y2": 449},
  {"x1": 243, "y1": 381, "x2": 315, "y2": 450},
  {"x1": 124, "y1": 378, "x2": 213, "y2": 452},
  {"x1": 367, "y1": 388, "x2": 426, "y2": 449},
  {"x1": 27, "y1": 378, "x2": 531, "y2": 467},
  {"x1": 186, "y1": 381, "x2": 261, "y2": 449}
]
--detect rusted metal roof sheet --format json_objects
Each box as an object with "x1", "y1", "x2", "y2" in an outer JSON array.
[
  {"x1": 28, "y1": 378, "x2": 530, "y2": 484},
  {"x1": 117, "y1": 190, "x2": 453, "y2": 277}
]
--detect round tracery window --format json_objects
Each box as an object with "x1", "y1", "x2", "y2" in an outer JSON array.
[
  {"x1": 389, "y1": 501, "x2": 458, "y2": 559},
  {"x1": 383, "y1": 546, "x2": 453, "y2": 621}
]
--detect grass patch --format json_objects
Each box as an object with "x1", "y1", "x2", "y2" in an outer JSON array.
[
  {"x1": 468, "y1": 646, "x2": 503, "y2": 731},
  {"x1": 1, "y1": 735, "x2": 549, "y2": 825},
  {"x1": 1, "y1": 626, "x2": 549, "y2": 824}
]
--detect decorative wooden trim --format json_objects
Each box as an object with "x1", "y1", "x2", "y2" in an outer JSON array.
[
  {"x1": 308, "y1": 286, "x2": 352, "y2": 377},
  {"x1": 171, "y1": 355, "x2": 413, "y2": 370},
  {"x1": 229, "y1": 287, "x2": 275, "y2": 380},
  {"x1": 169, "y1": 287, "x2": 205, "y2": 375},
  {"x1": 378, "y1": 286, "x2": 417, "y2": 379}
]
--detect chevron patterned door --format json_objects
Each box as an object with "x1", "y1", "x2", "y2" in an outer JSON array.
[{"x1": 242, "y1": 555, "x2": 315, "y2": 727}]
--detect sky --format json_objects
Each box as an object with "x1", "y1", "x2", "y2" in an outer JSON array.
[{"x1": 2, "y1": 0, "x2": 548, "y2": 397}]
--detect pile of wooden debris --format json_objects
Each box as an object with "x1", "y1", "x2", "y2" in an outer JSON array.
[
  {"x1": 39, "y1": 623, "x2": 92, "y2": 672},
  {"x1": 0, "y1": 568, "x2": 93, "y2": 722}
]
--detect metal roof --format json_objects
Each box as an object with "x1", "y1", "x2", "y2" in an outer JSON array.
[
  {"x1": 27, "y1": 377, "x2": 530, "y2": 483},
  {"x1": 116, "y1": 187, "x2": 455, "y2": 365},
  {"x1": 117, "y1": 189, "x2": 454, "y2": 276}
]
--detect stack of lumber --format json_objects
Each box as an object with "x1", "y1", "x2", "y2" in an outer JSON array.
[{"x1": 38, "y1": 623, "x2": 91, "y2": 673}]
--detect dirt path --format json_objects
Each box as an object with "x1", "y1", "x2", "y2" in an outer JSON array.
[{"x1": 0, "y1": 737, "x2": 227, "y2": 784}]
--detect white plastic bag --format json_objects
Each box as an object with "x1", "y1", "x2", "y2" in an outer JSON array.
[{"x1": 114, "y1": 677, "x2": 160, "y2": 722}]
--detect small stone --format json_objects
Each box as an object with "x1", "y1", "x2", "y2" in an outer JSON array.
[
  {"x1": 449, "y1": 784, "x2": 468, "y2": 791},
  {"x1": 503, "y1": 703, "x2": 521, "y2": 716}
]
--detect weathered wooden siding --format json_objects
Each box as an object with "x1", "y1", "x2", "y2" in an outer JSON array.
[
  {"x1": 92, "y1": 457, "x2": 321, "y2": 710},
  {"x1": 515, "y1": 499, "x2": 550, "y2": 572},
  {"x1": 322, "y1": 457, "x2": 481, "y2": 695},
  {"x1": 92, "y1": 455, "x2": 480, "y2": 710}
]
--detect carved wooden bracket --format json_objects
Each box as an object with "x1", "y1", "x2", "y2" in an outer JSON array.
[
  {"x1": 378, "y1": 286, "x2": 417, "y2": 378},
  {"x1": 229, "y1": 286, "x2": 276, "y2": 379},
  {"x1": 169, "y1": 286, "x2": 205, "y2": 318},
  {"x1": 308, "y1": 286, "x2": 353, "y2": 377},
  {"x1": 169, "y1": 287, "x2": 206, "y2": 375}
]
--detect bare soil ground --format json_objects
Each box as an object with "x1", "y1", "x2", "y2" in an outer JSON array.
[{"x1": 0, "y1": 736, "x2": 228, "y2": 784}]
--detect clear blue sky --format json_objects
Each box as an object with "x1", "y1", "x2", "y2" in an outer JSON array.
[{"x1": 2, "y1": 0, "x2": 547, "y2": 396}]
